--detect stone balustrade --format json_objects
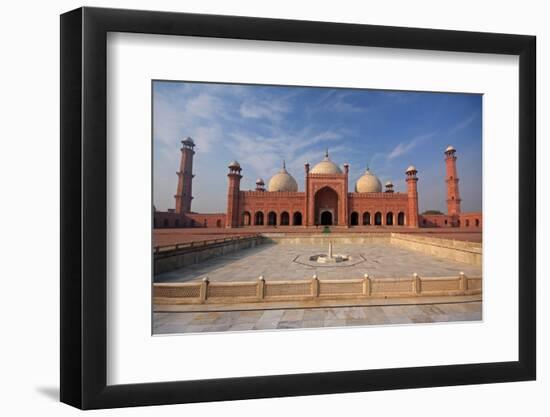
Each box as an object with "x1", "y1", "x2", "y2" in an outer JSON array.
[{"x1": 154, "y1": 272, "x2": 481, "y2": 306}]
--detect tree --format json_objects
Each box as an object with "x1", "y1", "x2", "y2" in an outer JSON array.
[{"x1": 422, "y1": 210, "x2": 444, "y2": 215}]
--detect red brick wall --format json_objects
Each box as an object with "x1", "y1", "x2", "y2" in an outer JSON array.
[
  {"x1": 419, "y1": 212, "x2": 482, "y2": 228},
  {"x1": 458, "y1": 212, "x2": 482, "y2": 228},
  {"x1": 239, "y1": 191, "x2": 306, "y2": 226},
  {"x1": 348, "y1": 193, "x2": 408, "y2": 226},
  {"x1": 153, "y1": 211, "x2": 226, "y2": 229}
]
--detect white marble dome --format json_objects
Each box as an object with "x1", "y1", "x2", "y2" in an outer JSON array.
[
  {"x1": 268, "y1": 164, "x2": 298, "y2": 192},
  {"x1": 355, "y1": 168, "x2": 382, "y2": 193},
  {"x1": 310, "y1": 151, "x2": 342, "y2": 174}
]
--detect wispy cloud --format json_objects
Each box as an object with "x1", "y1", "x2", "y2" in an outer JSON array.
[
  {"x1": 448, "y1": 112, "x2": 478, "y2": 136},
  {"x1": 387, "y1": 133, "x2": 436, "y2": 160},
  {"x1": 239, "y1": 99, "x2": 289, "y2": 121}
]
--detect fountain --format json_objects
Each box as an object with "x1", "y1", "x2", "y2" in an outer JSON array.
[{"x1": 309, "y1": 241, "x2": 350, "y2": 264}]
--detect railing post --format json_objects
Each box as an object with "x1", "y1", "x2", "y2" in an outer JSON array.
[
  {"x1": 257, "y1": 275, "x2": 265, "y2": 300},
  {"x1": 412, "y1": 273, "x2": 421, "y2": 295},
  {"x1": 311, "y1": 274, "x2": 319, "y2": 298},
  {"x1": 459, "y1": 272, "x2": 467, "y2": 293},
  {"x1": 200, "y1": 276, "x2": 209, "y2": 303},
  {"x1": 363, "y1": 273, "x2": 371, "y2": 296}
]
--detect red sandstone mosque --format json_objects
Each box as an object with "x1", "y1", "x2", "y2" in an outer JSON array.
[{"x1": 154, "y1": 137, "x2": 482, "y2": 230}]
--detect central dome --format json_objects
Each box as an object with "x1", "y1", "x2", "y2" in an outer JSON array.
[
  {"x1": 310, "y1": 151, "x2": 342, "y2": 174},
  {"x1": 268, "y1": 162, "x2": 298, "y2": 192},
  {"x1": 355, "y1": 168, "x2": 382, "y2": 193}
]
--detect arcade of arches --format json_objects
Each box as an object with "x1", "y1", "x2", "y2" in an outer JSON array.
[{"x1": 153, "y1": 140, "x2": 482, "y2": 230}]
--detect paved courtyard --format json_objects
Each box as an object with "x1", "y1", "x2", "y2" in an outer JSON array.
[
  {"x1": 153, "y1": 301, "x2": 482, "y2": 334},
  {"x1": 155, "y1": 242, "x2": 482, "y2": 283}
]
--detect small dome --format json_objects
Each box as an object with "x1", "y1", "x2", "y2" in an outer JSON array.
[
  {"x1": 385, "y1": 181, "x2": 393, "y2": 187},
  {"x1": 268, "y1": 164, "x2": 298, "y2": 192},
  {"x1": 355, "y1": 168, "x2": 382, "y2": 193},
  {"x1": 228, "y1": 160, "x2": 240, "y2": 168},
  {"x1": 182, "y1": 137, "x2": 194, "y2": 145},
  {"x1": 256, "y1": 178, "x2": 264, "y2": 184},
  {"x1": 445, "y1": 145, "x2": 456, "y2": 152},
  {"x1": 406, "y1": 165, "x2": 417, "y2": 173},
  {"x1": 310, "y1": 150, "x2": 342, "y2": 174}
]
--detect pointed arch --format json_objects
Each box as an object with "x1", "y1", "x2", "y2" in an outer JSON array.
[
  {"x1": 280, "y1": 211, "x2": 290, "y2": 225},
  {"x1": 293, "y1": 211, "x2": 302, "y2": 226},
  {"x1": 363, "y1": 211, "x2": 371, "y2": 225}
]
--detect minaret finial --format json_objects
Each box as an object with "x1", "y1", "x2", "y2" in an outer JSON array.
[
  {"x1": 325, "y1": 148, "x2": 329, "y2": 159},
  {"x1": 283, "y1": 160, "x2": 286, "y2": 169}
]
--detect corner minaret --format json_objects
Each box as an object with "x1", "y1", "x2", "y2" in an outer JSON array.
[
  {"x1": 406, "y1": 165, "x2": 419, "y2": 227},
  {"x1": 444, "y1": 145, "x2": 461, "y2": 215},
  {"x1": 174, "y1": 137, "x2": 195, "y2": 214},
  {"x1": 226, "y1": 161, "x2": 242, "y2": 228}
]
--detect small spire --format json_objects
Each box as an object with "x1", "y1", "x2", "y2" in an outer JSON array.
[
  {"x1": 324, "y1": 148, "x2": 329, "y2": 159},
  {"x1": 283, "y1": 160, "x2": 286, "y2": 169}
]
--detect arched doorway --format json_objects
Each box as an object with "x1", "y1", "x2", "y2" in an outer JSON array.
[
  {"x1": 293, "y1": 211, "x2": 302, "y2": 226},
  {"x1": 320, "y1": 211, "x2": 333, "y2": 225},
  {"x1": 363, "y1": 211, "x2": 370, "y2": 225},
  {"x1": 397, "y1": 212, "x2": 405, "y2": 226},
  {"x1": 350, "y1": 211, "x2": 359, "y2": 226},
  {"x1": 374, "y1": 212, "x2": 382, "y2": 225},
  {"x1": 386, "y1": 212, "x2": 393, "y2": 226},
  {"x1": 216, "y1": 219, "x2": 222, "y2": 228},
  {"x1": 254, "y1": 211, "x2": 264, "y2": 225},
  {"x1": 242, "y1": 211, "x2": 251, "y2": 226},
  {"x1": 280, "y1": 211, "x2": 290, "y2": 225},
  {"x1": 314, "y1": 186, "x2": 339, "y2": 226},
  {"x1": 268, "y1": 211, "x2": 277, "y2": 226}
]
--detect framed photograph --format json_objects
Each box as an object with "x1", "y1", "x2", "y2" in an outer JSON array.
[{"x1": 60, "y1": 6, "x2": 536, "y2": 409}]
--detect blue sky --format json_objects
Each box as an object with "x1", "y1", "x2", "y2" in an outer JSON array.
[{"x1": 153, "y1": 81, "x2": 482, "y2": 214}]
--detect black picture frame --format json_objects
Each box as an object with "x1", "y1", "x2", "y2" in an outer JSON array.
[{"x1": 60, "y1": 6, "x2": 536, "y2": 410}]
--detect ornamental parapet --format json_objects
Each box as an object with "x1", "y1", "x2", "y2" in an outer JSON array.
[
  {"x1": 241, "y1": 191, "x2": 306, "y2": 197},
  {"x1": 349, "y1": 192, "x2": 408, "y2": 199}
]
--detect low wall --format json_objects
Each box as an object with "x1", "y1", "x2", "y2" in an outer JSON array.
[
  {"x1": 154, "y1": 235, "x2": 263, "y2": 274},
  {"x1": 263, "y1": 233, "x2": 391, "y2": 245},
  {"x1": 154, "y1": 273, "x2": 482, "y2": 306},
  {"x1": 390, "y1": 233, "x2": 482, "y2": 266}
]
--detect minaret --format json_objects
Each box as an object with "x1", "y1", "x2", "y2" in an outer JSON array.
[
  {"x1": 406, "y1": 165, "x2": 419, "y2": 227},
  {"x1": 444, "y1": 145, "x2": 462, "y2": 215},
  {"x1": 304, "y1": 162, "x2": 310, "y2": 226},
  {"x1": 174, "y1": 137, "x2": 195, "y2": 214},
  {"x1": 343, "y1": 163, "x2": 349, "y2": 227},
  {"x1": 225, "y1": 161, "x2": 242, "y2": 228},
  {"x1": 255, "y1": 178, "x2": 265, "y2": 192}
]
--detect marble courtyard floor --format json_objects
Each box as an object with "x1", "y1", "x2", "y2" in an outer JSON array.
[
  {"x1": 153, "y1": 301, "x2": 482, "y2": 334},
  {"x1": 155, "y1": 242, "x2": 482, "y2": 283}
]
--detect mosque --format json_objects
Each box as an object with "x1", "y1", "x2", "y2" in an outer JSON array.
[{"x1": 154, "y1": 137, "x2": 482, "y2": 229}]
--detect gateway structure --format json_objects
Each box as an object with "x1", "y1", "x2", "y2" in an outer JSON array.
[{"x1": 154, "y1": 138, "x2": 481, "y2": 229}]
